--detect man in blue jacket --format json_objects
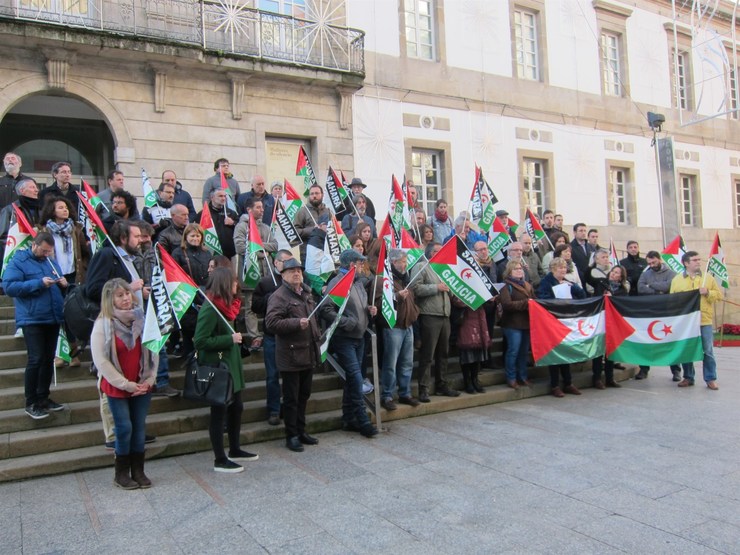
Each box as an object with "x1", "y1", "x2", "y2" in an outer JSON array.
[{"x1": 4, "y1": 232, "x2": 67, "y2": 419}]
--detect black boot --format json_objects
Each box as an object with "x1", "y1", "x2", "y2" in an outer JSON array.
[
  {"x1": 471, "y1": 364, "x2": 485, "y2": 393},
  {"x1": 461, "y1": 365, "x2": 474, "y2": 394},
  {"x1": 130, "y1": 452, "x2": 152, "y2": 488},
  {"x1": 114, "y1": 455, "x2": 139, "y2": 490}
]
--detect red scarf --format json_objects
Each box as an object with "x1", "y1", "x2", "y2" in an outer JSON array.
[
  {"x1": 434, "y1": 209, "x2": 448, "y2": 223},
  {"x1": 207, "y1": 294, "x2": 241, "y2": 321}
]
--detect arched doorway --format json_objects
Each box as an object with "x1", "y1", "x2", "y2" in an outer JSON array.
[{"x1": 0, "y1": 94, "x2": 115, "y2": 190}]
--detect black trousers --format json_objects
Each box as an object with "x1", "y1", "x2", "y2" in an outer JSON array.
[
  {"x1": 209, "y1": 391, "x2": 243, "y2": 461},
  {"x1": 23, "y1": 324, "x2": 59, "y2": 407},
  {"x1": 549, "y1": 364, "x2": 572, "y2": 388},
  {"x1": 281, "y1": 368, "x2": 313, "y2": 438}
]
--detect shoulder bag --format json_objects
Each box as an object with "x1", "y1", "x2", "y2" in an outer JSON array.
[{"x1": 182, "y1": 351, "x2": 233, "y2": 407}]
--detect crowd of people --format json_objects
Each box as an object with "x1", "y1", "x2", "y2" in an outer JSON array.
[{"x1": 0, "y1": 152, "x2": 723, "y2": 487}]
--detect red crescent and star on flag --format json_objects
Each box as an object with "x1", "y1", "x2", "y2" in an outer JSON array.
[{"x1": 647, "y1": 320, "x2": 672, "y2": 341}]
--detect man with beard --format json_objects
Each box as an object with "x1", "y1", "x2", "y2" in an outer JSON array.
[
  {"x1": 294, "y1": 184, "x2": 330, "y2": 263},
  {"x1": 0, "y1": 152, "x2": 27, "y2": 207},
  {"x1": 40, "y1": 161, "x2": 80, "y2": 215},
  {"x1": 143, "y1": 181, "x2": 176, "y2": 238},
  {"x1": 341, "y1": 194, "x2": 376, "y2": 238},
  {"x1": 196, "y1": 189, "x2": 238, "y2": 259},
  {"x1": 201, "y1": 158, "x2": 240, "y2": 207},
  {"x1": 348, "y1": 177, "x2": 375, "y2": 220},
  {"x1": 102, "y1": 190, "x2": 140, "y2": 233},
  {"x1": 0, "y1": 178, "x2": 42, "y2": 277}
]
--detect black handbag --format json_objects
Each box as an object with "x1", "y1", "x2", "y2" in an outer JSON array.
[
  {"x1": 63, "y1": 284, "x2": 100, "y2": 342},
  {"x1": 182, "y1": 352, "x2": 234, "y2": 407}
]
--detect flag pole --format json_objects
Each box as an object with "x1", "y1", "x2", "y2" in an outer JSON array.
[
  {"x1": 262, "y1": 246, "x2": 277, "y2": 286},
  {"x1": 701, "y1": 259, "x2": 710, "y2": 288},
  {"x1": 402, "y1": 256, "x2": 430, "y2": 290},
  {"x1": 719, "y1": 295, "x2": 727, "y2": 347},
  {"x1": 307, "y1": 294, "x2": 329, "y2": 320}
]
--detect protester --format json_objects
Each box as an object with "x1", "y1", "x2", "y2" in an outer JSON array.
[
  {"x1": 375, "y1": 249, "x2": 420, "y2": 410},
  {"x1": 161, "y1": 170, "x2": 197, "y2": 221},
  {"x1": 265, "y1": 259, "x2": 322, "y2": 452},
  {"x1": 418, "y1": 223, "x2": 434, "y2": 247},
  {"x1": 570, "y1": 223, "x2": 593, "y2": 285},
  {"x1": 102, "y1": 190, "x2": 140, "y2": 233},
  {"x1": 454, "y1": 294, "x2": 492, "y2": 395},
  {"x1": 348, "y1": 177, "x2": 376, "y2": 220},
  {"x1": 194, "y1": 267, "x2": 258, "y2": 472},
  {"x1": 498, "y1": 260, "x2": 534, "y2": 389},
  {"x1": 552, "y1": 244, "x2": 582, "y2": 287},
  {"x1": 236, "y1": 175, "x2": 274, "y2": 224},
  {"x1": 294, "y1": 184, "x2": 330, "y2": 263},
  {"x1": 537, "y1": 258, "x2": 585, "y2": 398},
  {"x1": 620, "y1": 241, "x2": 647, "y2": 296},
  {"x1": 670, "y1": 251, "x2": 722, "y2": 390},
  {"x1": 541, "y1": 231, "x2": 569, "y2": 267},
  {"x1": 591, "y1": 265, "x2": 628, "y2": 390},
  {"x1": 0, "y1": 151, "x2": 25, "y2": 206},
  {"x1": 196, "y1": 189, "x2": 238, "y2": 259},
  {"x1": 520, "y1": 233, "x2": 545, "y2": 289},
  {"x1": 202, "y1": 158, "x2": 240, "y2": 206},
  {"x1": 91, "y1": 278, "x2": 156, "y2": 489},
  {"x1": 40, "y1": 161, "x2": 79, "y2": 214},
  {"x1": 4, "y1": 232, "x2": 67, "y2": 420},
  {"x1": 635, "y1": 251, "x2": 678, "y2": 380},
  {"x1": 411, "y1": 242, "x2": 460, "y2": 400},
  {"x1": 341, "y1": 194, "x2": 376, "y2": 238},
  {"x1": 586, "y1": 248, "x2": 613, "y2": 296},
  {"x1": 321, "y1": 250, "x2": 379, "y2": 438},
  {"x1": 157, "y1": 203, "x2": 189, "y2": 254},
  {"x1": 431, "y1": 199, "x2": 453, "y2": 244},
  {"x1": 0, "y1": 178, "x2": 42, "y2": 276},
  {"x1": 252, "y1": 250, "x2": 294, "y2": 426}
]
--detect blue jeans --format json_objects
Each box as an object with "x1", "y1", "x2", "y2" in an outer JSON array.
[
  {"x1": 108, "y1": 393, "x2": 152, "y2": 456},
  {"x1": 681, "y1": 325, "x2": 717, "y2": 383},
  {"x1": 156, "y1": 346, "x2": 169, "y2": 388},
  {"x1": 381, "y1": 327, "x2": 413, "y2": 400},
  {"x1": 23, "y1": 324, "x2": 59, "y2": 407},
  {"x1": 263, "y1": 334, "x2": 281, "y2": 415},
  {"x1": 502, "y1": 328, "x2": 530, "y2": 382},
  {"x1": 332, "y1": 336, "x2": 371, "y2": 428}
]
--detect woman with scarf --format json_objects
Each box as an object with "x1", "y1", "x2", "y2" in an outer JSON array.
[
  {"x1": 498, "y1": 260, "x2": 535, "y2": 389},
  {"x1": 431, "y1": 199, "x2": 453, "y2": 244},
  {"x1": 91, "y1": 279, "x2": 157, "y2": 489},
  {"x1": 552, "y1": 243, "x2": 582, "y2": 287},
  {"x1": 586, "y1": 248, "x2": 613, "y2": 296},
  {"x1": 194, "y1": 267, "x2": 257, "y2": 473},
  {"x1": 591, "y1": 264, "x2": 629, "y2": 389},
  {"x1": 39, "y1": 196, "x2": 90, "y2": 368},
  {"x1": 541, "y1": 231, "x2": 569, "y2": 269}
]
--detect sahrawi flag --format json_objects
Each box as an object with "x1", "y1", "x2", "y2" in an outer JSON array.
[
  {"x1": 331, "y1": 213, "x2": 352, "y2": 252},
  {"x1": 282, "y1": 178, "x2": 303, "y2": 220},
  {"x1": 604, "y1": 291, "x2": 703, "y2": 366},
  {"x1": 76, "y1": 191, "x2": 109, "y2": 252},
  {"x1": 305, "y1": 232, "x2": 335, "y2": 294},
  {"x1": 272, "y1": 200, "x2": 301, "y2": 246},
  {"x1": 55, "y1": 327, "x2": 72, "y2": 365},
  {"x1": 487, "y1": 216, "x2": 511, "y2": 258},
  {"x1": 242, "y1": 215, "x2": 264, "y2": 289},
  {"x1": 662, "y1": 235, "x2": 686, "y2": 274},
  {"x1": 156, "y1": 244, "x2": 199, "y2": 323},
  {"x1": 708, "y1": 232, "x2": 729, "y2": 288},
  {"x1": 428, "y1": 236, "x2": 496, "y2": 310},
  {"x1": 470, "y1": 165, "x2": 497, "y2": 233},
  {"x1": 400, "y1": 227, "x2": 423, "y2": 268},
  {"x1": 608, "y1": 238, "x2": 620, "y2": 268},
  {"x1": 296, "y1": 145, "x2": 319, "y2": 197},
  {"x1": 325, "y1": 166, "x2": 348, "y2": 214},
  {"x1": 1, "y1": 204, "x2": 36, "y2": 278},
  {"x1": 142, "y1": 265, "x2": 177, "y2": 353},
  {"x1": 529, "y1": 297, "x2": 605, "y2": 365},
  {"x1": 79, "y1": 182, "x2": 103, "y2": 254},
  {"x1": 379, "y1": 238, "x2": 397, "y2": 327},
  {"x1": 220, "y1": 169, "x2": 239, "y2": 213},
  {"x1": 82, "y1": 180, "x2": 106, "y2": 213},
  {"x1": 142, "y1": 168, "x2": 157, "y2": 209},
  {"x1": 508, "y1": 216, "x2": 519, "y2": 236},
  {"x1": 524, "y1": 208, "x2": 546, "y2": 244},
  {"x1": 200, "y1": 202, "x2": 223, "y2": 255},
  {"x1": 319, "y1": 266, "x2": 356, "y2": 362}
]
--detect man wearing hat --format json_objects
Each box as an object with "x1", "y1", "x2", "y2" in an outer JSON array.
[
  {"x1": 320, "y1": 250, "x2": 379, "y2": 438},
  {"x1": 265, "y1": 258, "x2": 322, "y2": 452},
  {"x1": 349, "y1": 177, "x2": 375, "y2": 220},
  {"x1": 294, "y1": 184, "x2": 330, "y2": 263}
]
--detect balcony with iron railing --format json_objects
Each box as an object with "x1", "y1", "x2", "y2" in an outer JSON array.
[{"x1": 0, "y1": 0, "x2": 365, "y2": 75}]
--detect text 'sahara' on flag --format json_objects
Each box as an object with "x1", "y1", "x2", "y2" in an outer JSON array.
[
  {"x1": 708, "y1": 232, "x2": 729, "y2": 288},
  {"x1": 604, "y1": 291, "x2": 703, "y2": 366},
  {"x1": 529, "y1": 297, "x2": 606, "y2": 365},
  {"x1": 524, "y1": 208, "x2": 546, "y2": 243},
  {"x1": 470, "y1": 165, "x2": 496, "y2": 233},
  {"x1": 429, "y1": 236, "x2": 495, "y2": 310},
  {"x1": 142, "y1": 265, "x2": 177, "y2": 353}
]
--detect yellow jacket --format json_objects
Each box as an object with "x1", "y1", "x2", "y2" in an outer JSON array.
[{"x1": 670, "y1": 272, "x2": 723, "y2": 325}]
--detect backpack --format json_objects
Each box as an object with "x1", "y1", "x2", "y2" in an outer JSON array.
[{"x1": 63, "y1": 284, "x2": 100, "y2": 342}]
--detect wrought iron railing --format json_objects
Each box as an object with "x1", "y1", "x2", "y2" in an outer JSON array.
[{"x1": 0, "y1": 0, "x2": 364, "y2": 74}]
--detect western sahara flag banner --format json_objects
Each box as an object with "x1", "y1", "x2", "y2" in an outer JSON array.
[
  {"x1": 325, "y1": 166, "x2": 348, "y2": 214},
  {"x1": 200, "y1": 202, "x2": 223, "y2": 255},
  {"x1": 604, "y1": 291, "x2": 703, "y2": 366},
  {"x1": 662, "y1": 235, "x2": 685, "y2": 275},
  {"x1": 157, "y1": 245, "x2": 199, "y2": 322},
  {"x1": 708, "y1": 232, "x2": 729, "y2": 288},
  {"x1": 428, "y1": 236, "x2": 495, "y2": 310},
  {"x1": 296, "y1": 146, "x2": 319, "y2": 198},
  {"x1": 272, "y1": 200, "x2": 301, "y2": 246},
  {"x1": 529, "y1": 297, "x2": 605, "y2": 365},
  {"x1": 142, "y1": 265, "x2": 177, "y2": 353}
]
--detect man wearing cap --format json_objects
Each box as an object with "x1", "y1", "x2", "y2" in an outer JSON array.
[
  {"x1": 348, "y1": 177, "x2": 375, "y2": 220},
  {"x1": 294, "y1": 184, "x2": 330, "y2": 263},
  {"x1": 265, "y1": 258, "x2": 322, "y2": 452},
  {"x1": 320, "y1": 250, "x2": 379, "y2": 437},
  {"x1": 495, "y1": 210, "x2": 517, "y2": 243}
]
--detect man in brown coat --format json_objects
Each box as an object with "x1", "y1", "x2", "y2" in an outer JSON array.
[{"x1": 265, "y1": 259, "x2": 321, "y2": 452}]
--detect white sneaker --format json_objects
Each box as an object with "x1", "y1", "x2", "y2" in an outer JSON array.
[
  {"x1": 14, "y1": 328, "x2": 23, "y2": 338},
  {"x1": 362, "y1": 378, "x2": 374, "y2": 395}
]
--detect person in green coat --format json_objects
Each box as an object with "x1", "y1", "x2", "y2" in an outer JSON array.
[{"x1": 194, "y1": 267, "x2": 257, "y2": 473}]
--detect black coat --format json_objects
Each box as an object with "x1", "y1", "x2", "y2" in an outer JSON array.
[
  {"x1": 84, "y1": 245, "x2": 132, "y2": 303},
  {"x1": 172, "y1": 245, "x2": 212, "y2": 287},
  {"x1": 196, "y1": 202, "x2": 238, "y2": 259}
]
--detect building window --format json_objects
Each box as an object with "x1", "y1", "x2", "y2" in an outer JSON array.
[
  {"x1": 729, "y1": 68, "x2": 738, "y2": 120},
  {"x1": 608, "y1": 167, "x2": 631, "y2": 224},
  {"x1": 259, "y1": 0, "x2": 306, "y2": 18},
  {"x1": 735, "y1": 180, "x2": 740, "y2": 227},
  {"x1": 673, "y1": 50, "x2": 692, "y2": 110},
  {"x1": 404, "y1": 0, "x2": 435, "y2": 60},
  {"x1": 679, "y1": 174, "x2": 698, "y2": 226},
  {"x1": 411, "y1": 149, "x2": 442, "y2": 216},
  {"x1": 601, "y1": 32, "x2": 622, "y2": 96},
  {"x1": 514, "y1": 9, "x2": 539, "y2": 80},
  {"x1": 521, "y1": 158, "x2": 546, "y2": 215}
]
